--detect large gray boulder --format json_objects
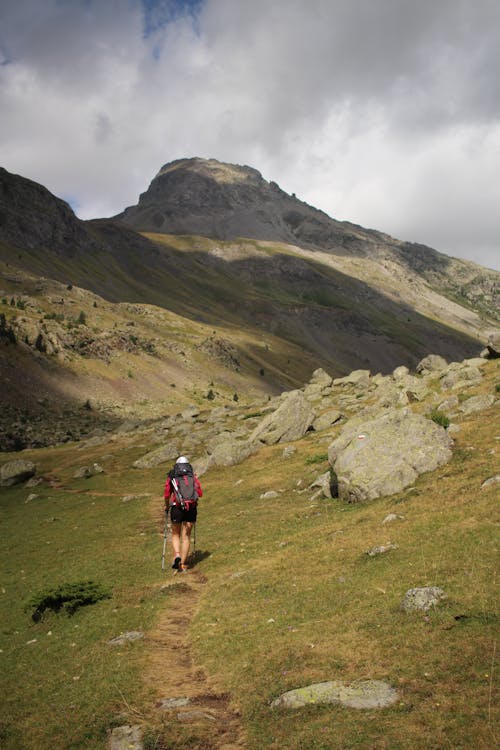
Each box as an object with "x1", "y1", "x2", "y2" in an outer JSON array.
[
  {"x1": 328, "y1": 408, "x2": 453, "y2": 503},
  {"x1": 1, "y1": 459, "x2": 36, "y2": 487},
  {"x1": 250, "y1": 390, "x2": 315, "y2": 445}
]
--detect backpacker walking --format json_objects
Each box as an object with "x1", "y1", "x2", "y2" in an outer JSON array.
[{"x1": 164, "y1": 456, "x2": 203, "y2": 572}]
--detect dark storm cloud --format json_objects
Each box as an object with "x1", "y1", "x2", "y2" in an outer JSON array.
[{"x1": 0, "y1": 0, "x2": 499, "y2": 268}]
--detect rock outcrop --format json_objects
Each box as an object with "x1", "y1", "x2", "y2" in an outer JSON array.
[{"x1": 250, "y1": 390, "x2": 315, "y2": 445}]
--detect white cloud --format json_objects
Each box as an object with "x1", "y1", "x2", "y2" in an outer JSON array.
[{"x1": 0, "y1": 0, "x2": 499, "y2": 269}]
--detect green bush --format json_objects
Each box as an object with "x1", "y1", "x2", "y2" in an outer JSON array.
[
  {"x1": 27, "y1": 580, "x2": 112, "y2": 622},
  {"x1": 429, "y1": 409, "x2": 450, "y2": 429},
  {"x1": 305, "y1": 452, "x2": 329, "y2": 465}
]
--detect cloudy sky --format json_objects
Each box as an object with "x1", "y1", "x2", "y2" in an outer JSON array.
[{"x1": 1, "y1": 0, "x2": 499, "y2": 270}]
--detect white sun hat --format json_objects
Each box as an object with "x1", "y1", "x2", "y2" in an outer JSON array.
[{"x1": 176, "y1": 456, "x2": 189, "y2": 464}]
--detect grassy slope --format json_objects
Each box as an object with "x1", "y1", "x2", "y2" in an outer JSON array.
[{"x1": 0, "y1": 361, "x2": 498, "y2": 749}]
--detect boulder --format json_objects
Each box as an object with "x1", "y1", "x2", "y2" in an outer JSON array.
[
  {"x1": 486, "y1": 331, "x2": 500, "y2": 358},
  {"x1": 108, "y1": 725, "x2": 143, "y2": 750},
  {"x1": 312, "y1": 409, "x2": 343, "y2": 432},
  {"x1": 209, "y1": 439, "x2": 259, "y2": 467},
  {"x1": 309, "y1": 368, "x2": 334, "y2": 387},
  {"x1": 440, "y1": 366, "x2": 482, "y2": 390},
  {"x1": 309, "y1": 471, "x2": 334, "y2": 499},
  {"x1": 366, "y1": 542, "x2": 399, "y2": 557},
  {"x1": 392, "y1": 365, "x2": 410, "y2": 381},
  {"x1": 328, "y1": 408, "x2": 453, "y2": 503},
  {"x1": 481, "y1": 474, "x2": 500, "y2": 489},
  {"x1": 250, "y1": 390, "x2": 315, "y2": 445},
  {"x1": 334, "y1": 369, "x2": 371, "y2": 387},
  {"x1": 132, "y1": 443, "x2": 178, "y2": 469},
  {"x1": 271, "y1": 679, "x2": 398, "y2": 710},
  {"x1": 1, "y1": 459, "x2": 36, "y2": 487},
  {"x1": 460, "y1": 394, "x2": 495, "y2": 414},
  {"x1": 73, "y1": 463, "x2": 105, "y2": 479},
  {"x1": 401, "y1": 587, "x2": 446, "y2": 612},
  {"x1": 416, "y1": 354, "x2": 448, "y2": 374}
]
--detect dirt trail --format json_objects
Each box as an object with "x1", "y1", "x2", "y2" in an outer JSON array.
[{"x1": 142, "y1": 512, "x2": 246, "y2": 749}]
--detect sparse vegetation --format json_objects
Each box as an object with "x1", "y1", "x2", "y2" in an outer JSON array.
[{"x1": 429, "y1": 409, "x2": 451, "y2": 428}]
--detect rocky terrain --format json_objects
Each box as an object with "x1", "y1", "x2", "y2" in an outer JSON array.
[{"x1": 0, "y1": 160, "x2": 498, "y2": 453}]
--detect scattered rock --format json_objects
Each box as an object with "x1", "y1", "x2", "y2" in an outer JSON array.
[
  {"x1": 25, "y1": 493, "x2": 39, "y2": 503},
  {"x1": 392, "y1": 365, "x2": 410, "y2": 381},
  {"x1": 209, "y1": 438, "x2": 259, "y2": 467},
  {"x1": 108, "y1": 724, "x2": 143, "y2": 750},
  {"x1": 177, "y1": 710, "x2": 216, "y2": 722},
  {"x1": 366, "y1": 543, "x2": 399, "y2": 557},
  {"x1": 73, "y1": 463, "x2": 104, "y2": 479},
  {"x1": 271, "y1": 679, "x2": 398, "y2": 710},
  {"x1": 334, "y1": 369, "x2": 371, "y2": 387},
  {"x1": 157, "y1": 697, "x2": 191, "y2": 709},
  {"x1": 282, "y1": 445, "x2": 297, "y2": 458},
  {"x1": 416, "y1": 354, "x2": 448, "y2": 374},
  {"x1": 122, "y1": 493, "x2": 152, "y2": 502},
  {"x1": 460, "y1": 394, "x2": 495, "y2": 414},
  {"x1": 108, "y1": 631, "x2": 144, "y2": 646},
  {"x1": 312, "y1": 409, "x2": 343, "y2": 432},
  {"x1": 260, "y1": 490, "x2": 279, "y2": 499},
  {"x1": 309, "y1": 368, "x2": 334, "y2": 388},
  {"x1": 309, "y1": 471, "x2": 334, "y2": 499},
  {"x1": 440, "y1": 366, "x2": 482, "y2": 390},
  {"x1": 481, "y1": 474, "x2": 500, "y2": 489},
  {"x1": 381, "y1": 513, "x2": 405, "y2": 525},
  {"x1": 1, "y1": 459, "x2": 36, "y2": 487},
  {"x1": 486, "y1": 331, "x2": 500, "y2": 358},
  {"x1": 132, "y1": 443, "x2": 178, "y2": 469},
  {"x1": 328, "y1": 409, "x2": 453, "y2": 503},
  {"x1": 250, "y1": 390, "x2": 315, "y2": 445},
  {"x1": 401, "y1": 587, "x2": 446, "y2": 612}
]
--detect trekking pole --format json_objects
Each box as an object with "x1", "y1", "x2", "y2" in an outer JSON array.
[{"x1": 161, "y1": 510, "x2": 168, "y2": 571}]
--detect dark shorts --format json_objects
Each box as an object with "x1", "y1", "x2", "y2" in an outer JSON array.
[{"x1": 170, "y1": 504, "x2": 197, "y2": 524}]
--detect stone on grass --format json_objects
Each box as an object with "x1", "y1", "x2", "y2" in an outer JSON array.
[
  {"x1": 328, "y1": 408, "x2": 453, "y2": 503},
  {"x1": 108, "y1": 725, "x2": 143, "y2": 750},
  {"x1": 460, "y1": 394, "x2": 495, "y2": 414},
  {"x1": 282, "y1": 445, "x2": 297, "y2": 458},
  {"x1": 122, "y1": 493, "x2": 152, "y2": 502},
  {"x1": 381, "y1": 514, "x2": 405, "y2": 525},
  {"x1": 158, "y1": 697, "x2": 191, "y2": 710},
  {"x1": 1, "y1": 459, "x2": 36, "y2": 487},
  {"x1": 366, "y1": 543, "x2": 399, "y2": 557},
  {"x1": 73, "y1": 463, "x2": 104, "y2": 479},
  {"x1": 260, "y1": 490, "x2": 279, "y2": 499},
  {"x1": 250, "y1": 390, "x2": 315, "y2": 445},
  {"x1": 108, "y1": 631, "x2": 144, "y2": 646},
  {"x1": 481, "y1": 474, "x2": 500, "y2": 489},
  {"x1": 271, "y1": 679, "x2": 398, "y2": 710},
  {"x1": 401, "y1": 587, "x2": 446, "y2": 612},
  {"x1": 309, "y1": 471, "x2": 334, "y2": 499}
]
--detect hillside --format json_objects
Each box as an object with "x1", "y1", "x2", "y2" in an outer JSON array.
[
  {"x1": 0, "y1": 348, "x2": 498, "y2": 749},
  {"x1": 0, "y1": 162, "x2": 498, "y2": 452}
]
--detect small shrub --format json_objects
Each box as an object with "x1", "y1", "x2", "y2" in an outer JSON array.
[
  {"x1": 27, "y1": 580, "x2": 112, "y2": 622},
  {"x1": 429, "y1": 409, "x2": 450, "y2": 429},
  {"x1": 127, "y1": 370, "x2": 134, "y2": 378},
  {"x1": 77, "y1": 311, "x2": 87, "y2": 325},
  {"x1": 305, "y1": 453, "x2": 329, "y2": 465},
  {"x1": 233, "y1": 393, "x2": 239, "y2": 402},
  {"x1": 259, "y1": 368, "x2": 265, "y2": 376},
  {"x1": 206, "y1": 389, "x2": 215, "y2": 401},
  {"x1": 496, "y1": 383, "x2": 500, "y2": 393}
]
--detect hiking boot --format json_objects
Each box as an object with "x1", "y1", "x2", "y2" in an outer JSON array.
[{"x1": 172, "y1": 556, "x2": 181, "y2": 570}]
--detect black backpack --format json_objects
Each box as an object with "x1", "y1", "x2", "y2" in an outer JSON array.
[{"x1": 171, "y1": 462, "x2": 198, "y2": 503}]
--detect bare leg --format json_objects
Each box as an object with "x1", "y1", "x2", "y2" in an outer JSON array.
[
  {"x1": 171, "y1": 522, "x2": 182, "y2": 563},
  {"x1": 180, "y1": 522, "x2": 193, "y2": 565}
]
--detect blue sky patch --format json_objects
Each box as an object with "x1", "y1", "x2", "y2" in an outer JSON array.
[{"x1": 141, "y1": 0, "x2": 204, "y2": 37}]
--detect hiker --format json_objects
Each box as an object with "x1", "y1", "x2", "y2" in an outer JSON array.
[{"x1": 164, "y1": 456, "x2": 203, "y2": 572}]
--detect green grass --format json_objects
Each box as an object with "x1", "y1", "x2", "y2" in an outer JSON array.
[{"x1": 0, "y1": 364, "x2": 498, "y2": 749}]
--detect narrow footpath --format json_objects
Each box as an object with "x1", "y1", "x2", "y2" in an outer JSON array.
[{"x1": 142, "y1": 506, "x2": 245, "y2": 749}]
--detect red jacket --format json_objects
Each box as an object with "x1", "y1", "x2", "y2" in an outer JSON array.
[{"x1": 164, "y1": 474, "x2": 203, "y2": 505}]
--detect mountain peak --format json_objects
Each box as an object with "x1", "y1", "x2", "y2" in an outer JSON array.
[{"x1": 155, "y1": 157, "x2": 265, "y2": 186}]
